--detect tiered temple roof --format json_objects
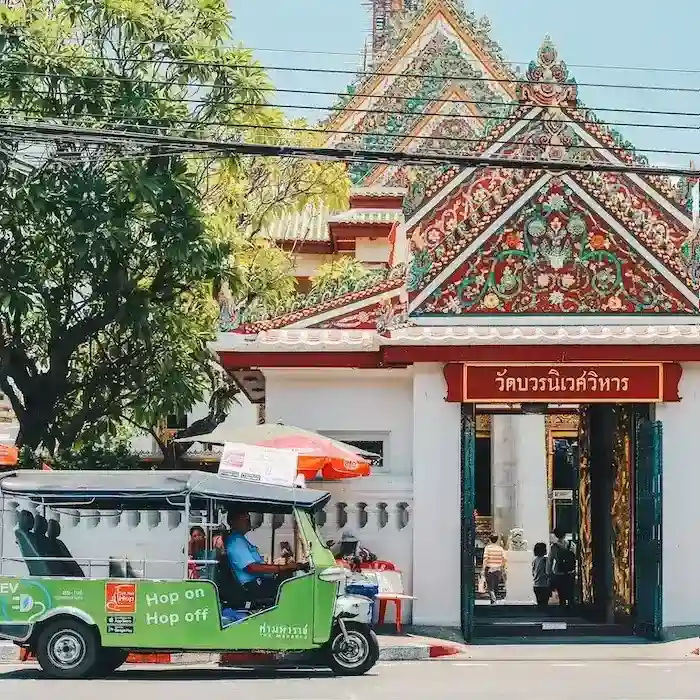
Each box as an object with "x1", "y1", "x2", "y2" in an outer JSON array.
[{"x1": 223, "y1": 2, "x2": 697, "y2": 346}]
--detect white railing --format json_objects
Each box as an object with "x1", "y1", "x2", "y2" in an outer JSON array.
[{"x1": 319, "y1": 480, "x2": 414, "y2": 622}]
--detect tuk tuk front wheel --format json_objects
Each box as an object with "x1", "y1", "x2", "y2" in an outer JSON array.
[
  {"x1": 326, "y1": 622, "x2": 379, "y2": 676},
  {"x1": 35, "y1": 618, "x2": 99, "y2": 679}
]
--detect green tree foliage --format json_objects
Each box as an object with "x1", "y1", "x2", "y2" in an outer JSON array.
[
  {"x1": 311, "y1": 256, "x2": 380, "y2": 295},
  {"x1": 0, "y1": 0, "x2": 348, "y2": 461},
  {"x1": 18, "y1": 442, "x2": 142, "y2": 471}
]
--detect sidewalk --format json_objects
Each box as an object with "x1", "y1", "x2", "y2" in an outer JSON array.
[{"x1": 455, "y1": 639, "x2": 700, "y2": 661}]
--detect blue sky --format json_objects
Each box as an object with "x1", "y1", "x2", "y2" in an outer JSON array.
[{"x1": 230, "y1": 1, "x2": 699, "y2": 167}]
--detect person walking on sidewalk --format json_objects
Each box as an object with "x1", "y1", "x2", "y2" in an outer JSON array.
[
  {"x1": 482, "y1": 534, "x2": 506, "y2": 604},
  {"x1": 548, "y1": 527, "x2": 576, "y2": 609}
]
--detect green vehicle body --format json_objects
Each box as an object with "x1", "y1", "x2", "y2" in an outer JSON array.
[
  {"x1": 0, "y1": 510, "x2": 337, "y2": 651},
  {"x1": 0, "y1": 470, "x2": 378, "y2": 676}
]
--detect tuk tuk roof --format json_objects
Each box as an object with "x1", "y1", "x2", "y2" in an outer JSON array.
[{"x1": 0, "y1": 470, "x2": 331, "y2": 510}]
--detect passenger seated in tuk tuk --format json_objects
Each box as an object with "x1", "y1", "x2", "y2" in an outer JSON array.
[{"x1": 225, "y1": 509, "x2": 307, "y2": 602}]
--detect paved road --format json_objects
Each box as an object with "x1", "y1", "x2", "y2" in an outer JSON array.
[{"x1": 2, "y1": 658, "x2": 700, "y2": 699}]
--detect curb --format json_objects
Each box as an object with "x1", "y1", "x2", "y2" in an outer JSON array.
[
  {"x1": 379, "y1": 643, "x2": 463, "y2": 661},
  {"x1": 0, "y1": 644, "x2": 19, "y2": 663},
  {"x1": 0, "y1": 642, "x2": 462, "y2": 665}
]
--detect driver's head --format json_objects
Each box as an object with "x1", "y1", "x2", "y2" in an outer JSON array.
[{"x1": 227, "y1": 509, "x2": 251, "y2": 534}]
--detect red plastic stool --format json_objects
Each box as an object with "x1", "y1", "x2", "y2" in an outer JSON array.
[{"x1": 377, "y1": 596, "x2": 405, "y2": 634}]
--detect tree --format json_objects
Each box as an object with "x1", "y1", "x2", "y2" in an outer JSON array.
[
  {"x1": 0, "y1": 0, "x2": 348, "y2": 458},
  {"x1": 207, "y1": 114, "x2": 349, "y2": 322}
]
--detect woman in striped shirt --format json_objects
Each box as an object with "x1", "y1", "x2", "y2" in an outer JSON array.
[{"x1": 481, "y1": 534, "x2": 506, "y2": 604}]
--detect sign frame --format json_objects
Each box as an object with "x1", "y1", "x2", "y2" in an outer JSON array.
[{"x1": 443, "y1": 362, "x2": 681, "y2": 404}]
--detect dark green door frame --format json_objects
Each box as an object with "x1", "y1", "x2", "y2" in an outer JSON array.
[
  {"x1": 635, "y1": 417, "x2": 663, "y2": 640},
  {"x1": 460, "y1": 403, "x2": 476, "y2": 642}
]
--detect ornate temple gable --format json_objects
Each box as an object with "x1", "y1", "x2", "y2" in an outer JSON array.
[
  {"x1": 226, "y1": 268, "x2": 406, "y2": 334},
  {"x1": 405, "y1": 37, "x2": 693, "y2": 230},
  {"x1": 404, "y1": 37, "x2": 698, "y2": 316},
  {"x1": 409, "y1": 176, "x2": 697, "y2": 317},
  {"x1": 361, "y1": 85, "x2": 484, "y2": 189},
  {"x1": 328, "y1": 31, "x2": 509, "y2": 169},
  {"x1": 370, "y1": 0, "x2": 511, "y2": 74},
  {"x1": 332, "y1": 1, "x2": 515, "y2": 130},
  {"x1": 326, "y1": 2, "x2": 517, "y2": 185},
  {"x1": 310, "y1": 293, "x2": 408, "y2": 334}
]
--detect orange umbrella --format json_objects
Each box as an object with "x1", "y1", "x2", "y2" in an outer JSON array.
[
  {"x1": 297, "y1": 455, "x2": 371, "y2": 481},
  {"x1": 176, "y1": 423, "x2": 374, "y2": 481}
]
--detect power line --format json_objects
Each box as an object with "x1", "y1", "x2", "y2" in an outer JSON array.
[
  {"x1": 224, "y1": 63, "x2": 700, "y2": 95},
  {"x1": 8, "y1": 80, "x2": 700, "y2": 120},
  {"x1": 3, "y1": 62, "x2": 699, "y2": 96},
  {"x1": 3, "y1": 107, "x2": 697, "y2": 158},
  {"x1": 29, "y1": 43, "x2": 700, "y2": 76},
  {"x1": 2, "y1": 119, "x2": 698, "y2": 178},
  {"x1": 242, "y1": 46, "x2": 700, "y2": 75},
  {"x1": 2, "y1": 80, "x2": 697, "y2": 133}
]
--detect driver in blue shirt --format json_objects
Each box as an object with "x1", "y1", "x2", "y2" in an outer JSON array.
[{"x1": 226, "y1": 509, "x2": 306, "y2": 601}]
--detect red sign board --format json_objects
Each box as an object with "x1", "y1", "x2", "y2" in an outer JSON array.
[
  {"x1": 105, "y1": 583, "x2": 136, "y2": 613},
  {"x1": 444, "y1": 363, "x2": 681, "y2": 403}
]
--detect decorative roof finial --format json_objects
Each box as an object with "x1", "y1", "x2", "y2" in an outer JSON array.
[{"x1": 518, "y1": 35, "x2": 578, "y2": 107}]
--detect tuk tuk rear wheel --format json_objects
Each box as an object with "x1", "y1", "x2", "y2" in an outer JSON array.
[
  {"x1": 326, "y1": 622, "x2": 379, "y2": 676},
  {"x1": 36, "y1": 618, "x2": 99, "y2": 679}
]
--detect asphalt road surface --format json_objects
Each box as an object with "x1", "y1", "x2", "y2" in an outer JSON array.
[{"x1": 3, "y1": 658, "x2": 700, "y2": 699}]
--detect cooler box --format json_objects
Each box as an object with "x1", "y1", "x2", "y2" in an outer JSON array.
[{"x1": 346, "y1": 581, "x2": 379, "y2": 598}]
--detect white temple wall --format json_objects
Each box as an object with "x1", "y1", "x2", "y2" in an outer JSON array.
[
  {"x1": 264, "y1": 368, "x2": 415, "y2": 622},
  {"x1": 264, "y1": 368, "x2": 413, "y2": 479},
  {"x1": 410, "y1": 364, "x2": 461, "y2": 626},
  {"x1": 657, "y1": 362, "x2": 700, "y2": 635}
]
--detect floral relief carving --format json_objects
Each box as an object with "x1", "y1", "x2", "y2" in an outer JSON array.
[{"x1": 413, "y1": 178, "x2": 695, "y2": 315}]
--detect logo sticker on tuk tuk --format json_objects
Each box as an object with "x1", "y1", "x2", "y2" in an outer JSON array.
[{"x1": 105, "y1": 583, "x2": 136, "y2": 613}]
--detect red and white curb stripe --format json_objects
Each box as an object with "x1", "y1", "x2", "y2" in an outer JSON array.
[{"x1": 1, "y1": 642, "x2": 463, "y2": 665}]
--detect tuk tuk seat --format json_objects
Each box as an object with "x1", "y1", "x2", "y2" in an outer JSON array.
[
  {"x1": 46, "y1": 519, "x2": 85, "y2": 578},
  {"x1": 14, "y1": 510, "x2": 53, "y2": 577},
  {"x1": 213, "y1": 549, "x2": 276, "y2": 613}
]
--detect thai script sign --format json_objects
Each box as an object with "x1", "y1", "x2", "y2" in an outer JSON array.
[
  {"x1": 443, "y1": 363, "x2": 680, "y2": 403},
  {"x1": 258, "y1": 622, "x2": 309, "y2": 640}
]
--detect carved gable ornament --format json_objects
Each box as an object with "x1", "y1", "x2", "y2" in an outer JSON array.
[{"x1": 518, "y1": 36, "x2": 578, "y2": 108}]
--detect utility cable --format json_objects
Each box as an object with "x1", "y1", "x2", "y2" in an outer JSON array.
[
  {"x1": 2, "y1": 119, "x2": 698, "y2": 178},
  {"x1": 3, "y1": 108, "x2": 696, "y2": 158}
]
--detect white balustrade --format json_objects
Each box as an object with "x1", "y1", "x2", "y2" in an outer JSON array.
[{"x1": 315, "y1": 482, "x2": 414, "y2": 623}]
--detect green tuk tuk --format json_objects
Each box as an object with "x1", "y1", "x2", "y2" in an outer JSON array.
[{"x1": 0, "y1": 470, "x2": 379, "y2": 678}]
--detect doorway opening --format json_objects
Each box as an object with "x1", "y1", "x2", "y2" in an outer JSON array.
[{"x1": 462, "y1": 403, "x2": 662, "y2": 641}]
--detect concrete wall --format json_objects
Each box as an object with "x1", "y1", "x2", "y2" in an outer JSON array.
[
  {"x1": 1, "y1": 498, "x2": 186, "y2": 580},
  {"x1": 264, "y1": 365, "x2": 468, "y2": 625},
  {"x1": 264, "y1": 368, "x2": 413, "y2": 480},
  {"x1": 355, "y1": 238, "x2": 390, "y2": 265},
  {"x1": 657, "y1": 362, "x2": 700, "y2": 633},
  {"x1": 411, "y1": 364, "x2": 461, "y2": 626}
]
